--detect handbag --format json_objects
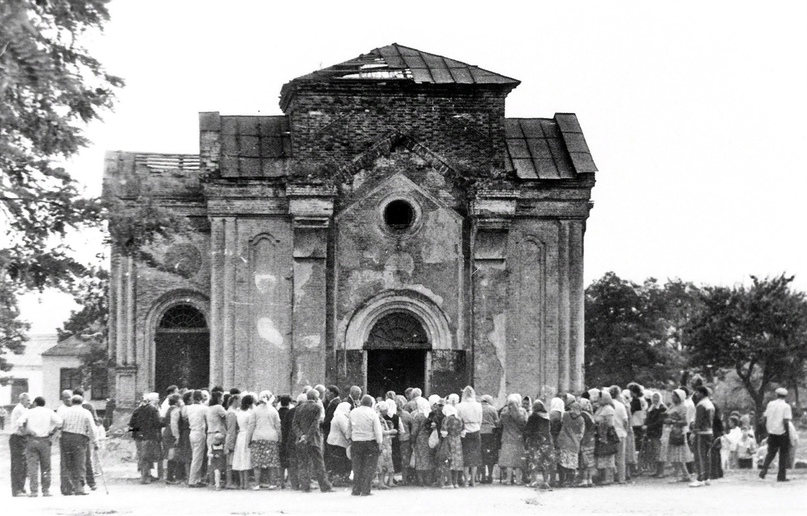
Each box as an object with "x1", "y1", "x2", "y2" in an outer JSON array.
[
  {"x1": 669, "y1": 426, "x2": 686, "y2": 446},
  {"x1": 595, "y1": 426, "x2": 619, "y2": 457},
  {"x1": 428, "y1": 429, "x2": 440, "y2": 449}
]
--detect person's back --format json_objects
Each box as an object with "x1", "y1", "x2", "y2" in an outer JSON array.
[{"x1": 186, "y1": 403, "x2": 207, "y2": 433}]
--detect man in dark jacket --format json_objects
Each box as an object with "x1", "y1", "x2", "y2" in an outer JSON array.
[
  {"x1": 128, "y1": 393, "x2": 163, "y2": 484},
  {"x1": 292, "y1": 390, "x2": 332, "y2": 492}
]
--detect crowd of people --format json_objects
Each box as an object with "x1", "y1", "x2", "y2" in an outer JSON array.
[
  {"x1": 7, "y1": 389, "x2": 104, "y2": 497},
  {"x1": 6, "y1": 377, "x2": 797, "y2": 498}
]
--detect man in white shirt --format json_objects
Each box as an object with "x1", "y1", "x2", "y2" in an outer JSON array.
[
  {"x1": 8, "y1": 392, "x2": 31, "y2": 496},
  {"x1": 348, "y1": 395, "x2": 383, "y2": 496},
  {"x1": 759, "y1": 388, "x2": 793, "y2": 482},
  {"x1": 17, "y1": 396, "x2": 63, "y2": 497}
]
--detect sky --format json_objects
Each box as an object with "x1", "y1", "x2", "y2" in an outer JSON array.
[{"x1": 18, "y1": 0, "x2": 807, "y2": 334}]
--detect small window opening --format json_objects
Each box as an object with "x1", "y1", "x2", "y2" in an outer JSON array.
[{"x1": 384, "y1": 200, "x2": 415, "y2": 231}]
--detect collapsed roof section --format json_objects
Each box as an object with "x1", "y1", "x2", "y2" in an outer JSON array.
[{"x1": 280, "y1": 43, "x2": 520, "y2": 111}]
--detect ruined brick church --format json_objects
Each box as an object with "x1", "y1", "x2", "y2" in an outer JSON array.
[{"x1": 104, "y1": 44, "x2": 597, "y2": 407}]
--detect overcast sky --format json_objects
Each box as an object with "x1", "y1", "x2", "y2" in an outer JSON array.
[{"x1": 19, "y1": 0, "x2": 807, "y2": 333}]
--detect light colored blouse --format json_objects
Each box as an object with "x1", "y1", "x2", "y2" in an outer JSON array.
[
  {"x1": 250, "y1": 403, "x2": 281, "y2": 442},
  {"x1": 456, "y1": 400, "x2": 483, "y2": 433}
]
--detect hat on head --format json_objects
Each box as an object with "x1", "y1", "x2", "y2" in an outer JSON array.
[{"x1": 775, "y1": 387, "x2": 788, "y2": 396}]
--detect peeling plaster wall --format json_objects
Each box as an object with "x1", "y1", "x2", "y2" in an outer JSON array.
[
  {"x1": 335, "y1": 167, "x2": 464, "y2": 352},
  {"x1": 242, "y1": 220, "x2": 294, "y2": 393}
]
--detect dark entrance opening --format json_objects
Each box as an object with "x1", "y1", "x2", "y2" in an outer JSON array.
[
  {"x1": 365, "y1": 311, "x2": 430, "y2": 398},
  {"x1": 367, "y1": 350, "x2": 426, "y2": 399},
  {"x1": 155, "y1": 304, "x2": 209, "y2": 394}
]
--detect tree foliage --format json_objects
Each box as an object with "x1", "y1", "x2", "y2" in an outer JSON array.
[
  {"x1": 584, "y1": 272, "x2": 694, "y2": 388},
  {"x1": 684, "y1": 274, "x2": 807, "y2": 414},
  {"x1": 0, "y1": 0, "x2": 122, "y2": 366}
]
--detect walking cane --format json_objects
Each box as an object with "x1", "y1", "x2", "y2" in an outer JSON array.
[{"x1": 93, "y1": 444, "x2": 110, "y2": 495}]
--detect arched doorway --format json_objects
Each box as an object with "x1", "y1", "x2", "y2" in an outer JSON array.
[
  {"x1": 365, "y1": 311, "x2": 430, "y2": 398},
  {"x1": 154, "y1": 304, "x2": 210, "y2": 393}
]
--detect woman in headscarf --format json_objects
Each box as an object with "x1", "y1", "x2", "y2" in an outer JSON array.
[
  {"x1": 479, "y1": 395, "x2": 500, "y2": 484},
  {"x1": 411, "y1": 395, "x2": 438, "y2": 485},
  {"x1": 621, "y1": 388, "x2": 639, "y2": 478},
  {"x1": 375, "y1": 401, "x2": 397, "y2": 489},
  {"x1": 576, "y1": 397, "x2": 597, "y2": 487},
  {"x1": 439, "y1": 404, "x2": 464, "y2": 488},
  {"x1": 556, "y1": 399, "x2": 585, "y2": 487},
  {"x1": 664, "y1": 389, "x2": 693, "y2": 483},
  {"x1": 395, "y1": 395, "x2": 414, "y2": 485},
  {"x1": 548, "y1": 397, "x2": 565, "y2": 485},
  {"x1": 382, "y1": 398, "x2": 401, "y2": 476},
  {"x1": 456, "y1": 386, "x2": 483, "y2": 487},
  {"x1": 645, "y1": 391, "x2": 667, "y2": 477},
  {"x1": 498, "y1": 393, "x2": 528, "y2": 485},
  {"x1": 249, "y1": 391, "x2": 281, "y2": 489},
  {"x1": 608, "y1": 386, "x2": 630, "y2": 483},
  {"x1": 524, "y1": 400, "x2": 554, "y2": 489},
  {"x1": 326, "y1": 401, "x2": 352, "y2": 486},
  {"x1": 594, "y1": 390, "x2": 617, "y2": 485}
]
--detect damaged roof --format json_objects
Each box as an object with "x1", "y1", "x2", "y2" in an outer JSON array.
[
  {"x1": 504, "y1": 114, "x2": 598, "y2": 180},
  {"x1": 281, "y1": 43, "x2": 520, "y2": 110},
  {"x1": 219, "y1": 115, "x2": 291, "y2": 177}
]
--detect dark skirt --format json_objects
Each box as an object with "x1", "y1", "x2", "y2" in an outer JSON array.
[
  {"x1": 175, "y1": 430, "x2": 192, "y2": 464},
  {"x1": 325, "y1": 444, "x2": 351, "y2": 478},
  {"x1": 137, "y1": 439, "x2": 163, "y2": 463},
  {"x1": 481, "y1": 432, "x2": 499, "y2": 466},
  {"x1": 462, "y1": 431, "x2": 483, "y2": 467}
]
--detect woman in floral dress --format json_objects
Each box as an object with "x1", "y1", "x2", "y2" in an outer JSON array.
[
  {"x1": 498, "y1": 393, "x2": 528, "y2": 485},
  {"x1": 411, "y1": 399, "x2": 435, "y2": 486},
  {"x1": 439, "y1": 404, "x2": 464, "y2": 488},
  {"x1": 524, "y1": 400, "x2": 554, "y2": 489}
]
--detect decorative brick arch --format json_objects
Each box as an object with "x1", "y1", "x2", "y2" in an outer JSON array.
[
  {"x1": 343, "y1": 289, "x2": 453, "y2": 351},
  {"x1": 143, "y1": 289, "x2": 210, "y2": 391}
]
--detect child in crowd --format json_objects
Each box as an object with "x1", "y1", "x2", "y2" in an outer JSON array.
[
  {"x1": 209, "y1": 432, "x2": 227, "y2": 490},
  {"x1": 736, "y1": 425, "x2": 757, "y2": 470}
]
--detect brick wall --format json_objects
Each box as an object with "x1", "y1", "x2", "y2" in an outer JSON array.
[{"x1": 285, "y1": 83, "x2": 510, "y2": 171}]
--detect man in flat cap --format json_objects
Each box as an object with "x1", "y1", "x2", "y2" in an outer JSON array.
[{"x1": 759, "y1": 388, "x2": 792, "y2": 482}]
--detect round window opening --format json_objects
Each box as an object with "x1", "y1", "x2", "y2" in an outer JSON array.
[{"x1": 383, "y1": 200, "x2": 415, "y2": 231}]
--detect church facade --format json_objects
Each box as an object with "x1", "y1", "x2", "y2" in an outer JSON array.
[{"x1": 104, "y1": 44, "x2": 597, "y2": 407}]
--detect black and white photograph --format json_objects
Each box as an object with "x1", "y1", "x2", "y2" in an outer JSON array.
[{"x1": 1, "y1": 1, "x2": 805, "y2": 514}]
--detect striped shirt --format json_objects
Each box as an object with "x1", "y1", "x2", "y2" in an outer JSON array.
[{"x1": 61, "y1": 405, "x2": 97, "y2": 444}]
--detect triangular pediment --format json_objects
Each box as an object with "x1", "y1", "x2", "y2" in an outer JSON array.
[{"x1": 335, "y1": 172, "x2": 462, "y2": 223}]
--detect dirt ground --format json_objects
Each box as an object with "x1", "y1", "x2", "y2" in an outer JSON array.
[{"x1": 1, "y1": 431, "x2": 805, "y2": 516}]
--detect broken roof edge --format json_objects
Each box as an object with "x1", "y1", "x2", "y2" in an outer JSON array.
[{"x1": 279, "y1": 43, "x2": 521, "y2": 112}]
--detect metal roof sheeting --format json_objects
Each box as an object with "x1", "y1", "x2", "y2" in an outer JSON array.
[
  {"x1": 220, "y1": 115, "x2": 291, "y2": 177},
  {"x1": 287, "y1": 43, "x2": 520, "y2": 86},
  {"x1": 504, "y1": 114, "x2": 597, "y2": 180}
]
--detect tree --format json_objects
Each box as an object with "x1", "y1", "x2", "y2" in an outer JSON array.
[
  {"x1": 584, "y1": 272, "x2": 688, "y2": 388},
  {"x1": 684, "y1": 274, "x2": 807, "y2": 415},
  {"x1": 0, "y1": 0, "x2": 122, "y2": 368}
]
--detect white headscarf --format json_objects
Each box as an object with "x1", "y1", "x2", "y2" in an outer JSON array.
[
  {"x1": 385, "y1": 398, "x2": 397, "y2": 417},
  {"x1": 428, "y1": 394, "x2": 441, "y2": 407},
  {"x1": 416, "y1": 396, "x2": 431, "y2": 416},
  {"x1": 550, "y1": 397, "x2": 565, "y2": 413},
  {"x1": 442, "y1": 404, "x2": 458, "y2": 418}
]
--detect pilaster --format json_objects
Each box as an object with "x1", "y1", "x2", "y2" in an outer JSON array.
[
  {"x1": 288, "y1": 184, "x2": 334, "y2": 391},
  {"x1": 470, "y1": 189, "x2": 517, "y2": 403}
]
